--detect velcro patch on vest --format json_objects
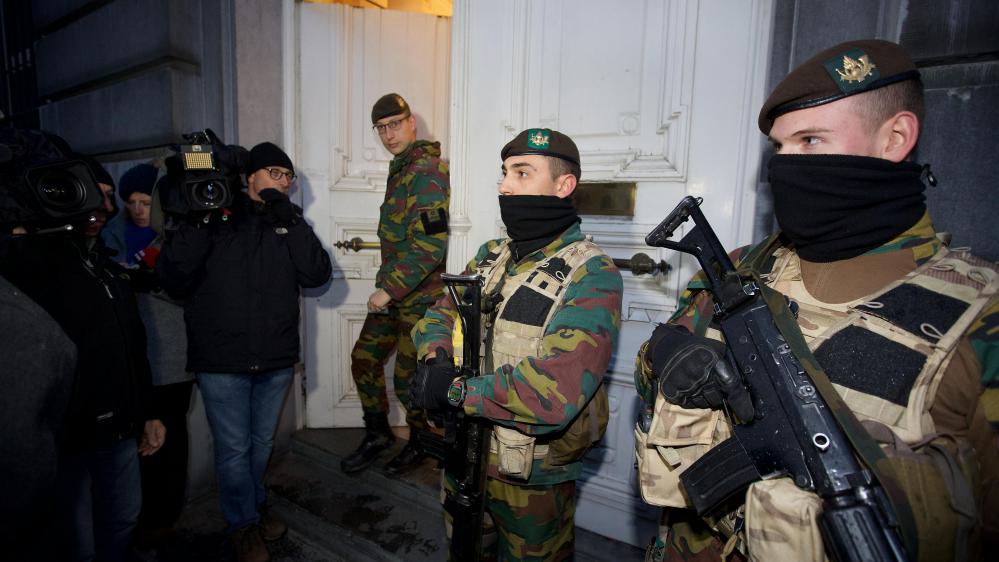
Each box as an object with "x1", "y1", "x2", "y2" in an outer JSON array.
[
  {"x1": 500, "y1": 285, "x2": 556, "y2": 327},
  {"x1": 419, "y1": 208, "x2": 449, "y2": 235},
  {"x1": 814, "y1": 325, "x2": 927, "y2": 406},
  {"x1": 859, "y1": 284, "x2": 969, "y2": 339}
]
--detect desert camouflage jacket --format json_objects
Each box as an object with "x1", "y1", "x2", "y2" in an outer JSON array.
[
  {"x1": 377, "y1": 140, "x2": 450, "y2": 307},
  {"x1": 414, "y1": 223, "x2": 623, "y2": 480}
]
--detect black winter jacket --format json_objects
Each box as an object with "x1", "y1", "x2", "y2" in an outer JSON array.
[
  {"x1": 157, "y1": 191, "x2": 332, "y2": 374},
  {"x1": 0, "y1": 234, "x2": 154, "y2": 453}
]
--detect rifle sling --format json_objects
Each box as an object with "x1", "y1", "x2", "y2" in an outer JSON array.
[
  {"x1": 756, "y1": 276, "x2": 919, "y2": 559},
  {"x1": 734, "y1": 233, "x2": 917, "y2": 557}
]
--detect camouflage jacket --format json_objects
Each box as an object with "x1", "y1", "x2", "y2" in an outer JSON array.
[
  {"x1": 414, "y1": 223, "x2": 623, "y2": 483},
  {"x1": 377, "y1": 140, "x2": 450, "y2": 307}
]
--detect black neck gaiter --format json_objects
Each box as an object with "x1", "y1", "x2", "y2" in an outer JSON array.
[
  {"x1": 498, "y1": 195, "x2": 580, "y2": 261},
  {"x1": 768, "y1": 154, "x2": 927, "y2": 263}
]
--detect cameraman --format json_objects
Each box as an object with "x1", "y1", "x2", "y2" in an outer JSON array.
[
  {"x1": 157, "y1": 141, "x2": 332, "y2": 562},
  {"x1": 0, "y1": 129, "x2": 164, "y2": 562}
]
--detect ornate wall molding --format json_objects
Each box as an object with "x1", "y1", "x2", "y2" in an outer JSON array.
[{"x1": 500, "y1": 0, "x2": 698, "y2": 183}]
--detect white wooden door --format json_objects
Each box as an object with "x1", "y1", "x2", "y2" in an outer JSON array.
[
  {"x1": 295, "y1": 3, "x2": 451, "y2": 428},
  {"x1": 445, "y1": 0, "x2": 774, "y2": 547},
  {"x1": 292, "y1": 0, "x2": 774, "y2": 548}
]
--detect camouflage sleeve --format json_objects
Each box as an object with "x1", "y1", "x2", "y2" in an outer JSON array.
[
  {"x1": 463, "y1": 255, "x2": 623, "y2": 435},
  {"x1": 411, "y1": 240, "x2": 498, "y2": 359},
  {"x1": 378, "y1": 167, "x2": 450, "y2": 302}
]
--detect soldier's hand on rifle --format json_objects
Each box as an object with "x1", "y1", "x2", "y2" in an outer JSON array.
[
  {"x1": 648, "y1": 324, "x2": 755, "y2": 423},
  {"x1": 411, "y1": 347, "x2": 462, "y2": 411}
]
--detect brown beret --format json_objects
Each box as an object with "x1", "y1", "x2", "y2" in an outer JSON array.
[
  {"x1": 371, "y1": 93, "x2": 410, "y2": 124},
  {"x1": 759, "y1": 39, "x2": 920, "y2": 134},
  {"x1": 501, "y1": 128, "x2": 580, "y2": 167}
]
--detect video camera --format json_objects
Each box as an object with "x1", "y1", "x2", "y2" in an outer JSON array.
[
  {"x1": 161, "y1": 129, "x2": 248, "y2": 216},
  {"x1": 0, "y1": 128, "x2": 106, "y2": 233}
]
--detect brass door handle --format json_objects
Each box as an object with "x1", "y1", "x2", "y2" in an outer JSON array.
[
  {"x1": 333, "y1": 237, "x2": 380, "y2": 252},
  {"x1": 613, "y1": 252, "x2": 670, "y2": 276}
]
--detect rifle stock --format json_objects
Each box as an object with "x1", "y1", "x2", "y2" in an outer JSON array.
[{"x1": 645, "y1": 196, "x2": 912, "y2": 562}]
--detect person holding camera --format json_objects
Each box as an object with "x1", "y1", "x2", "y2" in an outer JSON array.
[
  {"x1": 0, "y1": 129, "x2": 165, "y2": 562},
  {"x1": 158, "y1": 141, "x2": 332, "y2": 562}
]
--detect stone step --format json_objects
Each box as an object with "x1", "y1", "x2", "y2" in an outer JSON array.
[
  {"x1": 268, "y1": 442, "x2": 446, "y2": 561},
  {"x1": 280, "y1": 428, "x2": 645, "y2": 562},
  {"x1": 136, "y1": 428, "x2": 644, "y2": 561}
]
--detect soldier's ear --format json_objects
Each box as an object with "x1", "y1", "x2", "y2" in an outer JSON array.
[
  {"x1": 555, "y1": 174, "x2": 577, "y2": 199},
  {"x1": 878, "y1": 110, "x2": 919, "y2": 163}
]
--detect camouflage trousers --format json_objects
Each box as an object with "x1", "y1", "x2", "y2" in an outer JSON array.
[
  {"x1": 443, "y1": 474, "x2": 576, "y2": 561},
  {"x1": 350, "y1": 304, "x2": 429, "y2": 431}
]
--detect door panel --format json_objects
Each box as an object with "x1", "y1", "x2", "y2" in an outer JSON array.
[{"x1": 297, "y1": 3, "x2": 451, "y2": 428}]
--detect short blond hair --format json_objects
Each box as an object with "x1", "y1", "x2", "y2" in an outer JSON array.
[{"x1": 855, "y1": 78, "x2": 925, "y2": 133}]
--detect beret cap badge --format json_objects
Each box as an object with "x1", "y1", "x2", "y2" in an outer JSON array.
[
  {"x1": 824, "y1": 48, "x2": 880, "y2": 93},
  {"x1": 527, "y1": 129, "x2": 551, "y2": 149},
  {"x1": 835, "y1": 54, "x2": 876, "y2": 82}
]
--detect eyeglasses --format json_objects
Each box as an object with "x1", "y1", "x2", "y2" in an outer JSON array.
[
  {"x1": 265, "y1": 167, "x2": 296, "y2": 182},
  {"x1": 372, "y1": 114, "x2": 410, "y2": 135}
]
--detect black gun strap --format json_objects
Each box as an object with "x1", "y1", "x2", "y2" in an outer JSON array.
[{"x1": 758, "y1": 279, "x2": 919, "y2": 559}]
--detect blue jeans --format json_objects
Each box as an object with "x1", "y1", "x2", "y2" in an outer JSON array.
[
  {"x1": 56, "y1": 438, "x2": 142, "y2": 562},
  {"x1": 197, "y1": 368, "x2": 293, "y2": 531}
]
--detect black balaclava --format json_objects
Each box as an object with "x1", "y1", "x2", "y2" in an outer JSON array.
[
  {"x1": 768, "y1": 154, "x2": 927, "y2": 262},
  {"x1": 498, "y1": 195, "x2": 579, "y2": 262}
]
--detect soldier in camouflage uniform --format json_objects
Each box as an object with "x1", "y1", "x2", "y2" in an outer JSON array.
[
  {"x1": 634, "y1": 40, "x2": 999, "y2": 561},
  {"x1": 411, "y1": 129, "x2": 623, "y2": 560},
  {"x1": 341, "y1": 93, "x2": 451, "y2": 476}
]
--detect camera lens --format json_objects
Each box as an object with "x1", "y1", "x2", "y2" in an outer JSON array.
[
  {"x1": 36, "y1": 170, "x2": 86, "y2": 211},
  {"x1": 193, "y1": 180, "x2": 228, "y2": 208}
]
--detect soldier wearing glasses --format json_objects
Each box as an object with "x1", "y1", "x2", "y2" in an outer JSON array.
[
  {"x1": 158, "y1": 141, "x2": 332, "y2": 562},
  {"x1": 341, "y1": 93, "x2": 451, "y2": 476}
]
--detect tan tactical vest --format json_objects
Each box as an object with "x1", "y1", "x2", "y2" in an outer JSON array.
[
  {"x1": 474, "y1": 238, "x2": 610, "y2": 482},
  {"x1": 636, "y1": 244, "x2": 998, "y2": 561},
  {"x1": 743, "y1": 245, "x2": 997, "y2": 561}
]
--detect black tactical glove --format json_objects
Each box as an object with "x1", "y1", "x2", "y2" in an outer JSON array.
[
  {"x1": 648, "y1": 324, "x2": 755, "y2": 423},
  {"x1": 258, "y1": 188, "x2": 297, "y2": 226},
  {"x1": 410, "y1": 347, "x2": 460, "y2": 411}
]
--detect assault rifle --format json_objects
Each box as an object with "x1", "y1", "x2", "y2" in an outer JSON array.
[
  {"x1": 418, "y1": 273, "x2": 490, "y2": 561},
  {"x1": 645, "y1": 196, "x2": 914, "y2": 562}
]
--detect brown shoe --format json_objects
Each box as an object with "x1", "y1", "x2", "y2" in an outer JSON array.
[
  {"x1": 258, "y1": 507, "x2": 287, "y2": 542},
  {"x1": 231, "y1": 525, "x2": 270, "y2": 562}
]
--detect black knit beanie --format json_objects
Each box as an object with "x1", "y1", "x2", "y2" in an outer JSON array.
[
  {"x1": 246, "y1": 142, "x2": 293, "y2": 176},
  {"x1": 118, "y1": 163, "x2": 158, "y2": 201}
]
